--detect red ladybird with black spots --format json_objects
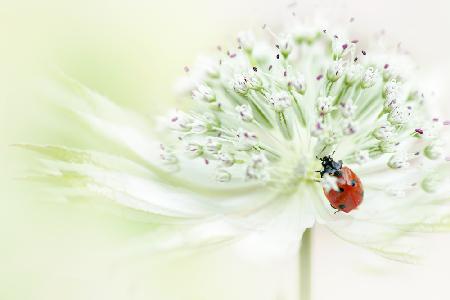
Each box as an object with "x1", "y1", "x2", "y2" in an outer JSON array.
[{"x1": 319, "y1": 155, "x2": 364, "y2": 213}]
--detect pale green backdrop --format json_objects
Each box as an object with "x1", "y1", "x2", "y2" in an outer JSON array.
[{"x1": 2, "y1": 0, "x2": 450, "y2": 300}]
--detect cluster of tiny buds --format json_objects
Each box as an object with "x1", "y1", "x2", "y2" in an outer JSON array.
[{"x1": 163, "y1": 27, "x2": 448, "y2": 188}]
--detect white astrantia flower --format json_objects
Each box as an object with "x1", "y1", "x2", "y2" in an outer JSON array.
[{"x1": 22, "y1": 24, "x2": 450, "y2": 262}]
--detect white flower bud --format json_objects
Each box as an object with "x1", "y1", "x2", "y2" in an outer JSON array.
[
  {"x1": 217, "y1": 151, "x2": 235, "y2": 167},
  {"x1": 190, "y1": 119, "x2": 208, "y2": 134},
  {"x1": 345, "y1": 64, "x2": 362, "y2": 85},
  {"x1": 424, "y1": 142, "x2": 443, "y2": 160},
  {"x1": 205, "y1": 139, "x2": 222, "y2": 154},
  {"x1": 339, "y1": 99, "x2": 356, "y2": 118},
  {"x1": 246, "y1": 153, "x2": 269, "y2": 181},
  {"x1": 246, "y1": 71, "x2": 263, "y2": 90},
  {"x1": 388, "y1": 106, "x2": 411, "y2": 125},
  {"x1": 383, "y1": 79, "x2": 401, "y2": 100},
  {"x1": 421, "y1": 174, "x2": 442, "y2": 193},
  {"x1": 185, "y1": 143, "x2": 203, "y2": 158},
  {"x1": 268, "y1": 91, "x2": 292, "y2": 112},
  {"x1": 361, "y1": 67, "x2": 378, "y2": 89},
  {"x1": 209, "y1": 101, "x2": 223, "y2": 112},
  {"x1": 277, "y1": 36, "x2": 293, "y2": 58},
  {"x1": 160, "y1": 145, "x2": 178, "y2": 165},
  {"x1": 373, "y1": 124, "x2": 395, "y2": 140},
  {"x1": 251, "y1": 43, "x2": 272, "y2": 64},
  {"x1": 388, "y1": 153, "x2": 409, "y2": 169},
  {"x1": 355, "y1": 150, "x2": 370, "y2": 165},
  {"x1": 235, "y1": 128, "x2": 258, "y2": 150},
  {"x1": 235, "y1": 104, "x2": 254, "y2": 122},
  {"x1": 293, "y1": 25, "x2": 318, "y2": 44},
  {"x1": 216, "y1": 169, "x2": 232, "y2": 182},
  {"x1": 232, "y1": 74, "x2": 249, "y2": 94},
  {"x1": 287, "y1": 73, "x2": 306, "y2": 95},
  {"x1": 331, "y1": 38, "x2": 353, "y2": 59},
  {"x1": 382, "y1": 64, "x2": 397, "y2": 81},
  {"x1": 383, "y1": 98, "x2": 399, "y2": 112},
  {"x1": 342, "y1": 120, "x2": 357, "y2": 135},
  {"x1": 196, "y1": 57, "x2": 221, "y2": 79},
  {"x1": 251, "y1": 152, "x2": 268, "y2": 168},
  {"x1": 322, "y1": 130, "x2": 340, "y2": 145},
  {"x1": 203, "y1": 112, "x2": 220, "y2": 127},
  {"x1": 192, "y1": 84, "x2": 216, "y2": 102},
  {"x1": 327, "y1": 60, "x2": 346, "y2": 82},
  {"x1": 407, "y1": 90, "x2": 424, "y2": 102},
  {"x1": 233, "y1": 72, "x2": 262, "y2": 94},
  {"x1": 311, "y1": 120, "x2": 326, "y2": 137},
  {"x1": 237, "y1": 31, "x2": 255, "y2": 52},
  {"x1": 169, "y1": 111, "x2": 192, "y2": 132},
  {"x1": 316, "y1": 96, "x2": 332, "y2": 114},
  {"x1": 204, "y1": 62, "x2": 220, "y2": 79}
]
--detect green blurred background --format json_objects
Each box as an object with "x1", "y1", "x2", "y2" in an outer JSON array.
[{"x1": 2, "y1": 0, "x2": 450, "y2": 299}]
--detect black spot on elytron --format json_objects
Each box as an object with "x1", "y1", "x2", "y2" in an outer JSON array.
[
  {"x1": 351, "y1": 180, "x2": 356, "y2": 186},
  {"x1": 338, "y1": 204, "x2": 346, "y2": 209},
  {"x1": 339, "y1": 187, "x2": 344, "y2": 192}
]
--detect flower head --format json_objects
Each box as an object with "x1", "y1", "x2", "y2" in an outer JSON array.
[{"x1": 25, "y1": 24, "x2": 450, "y2": 262}]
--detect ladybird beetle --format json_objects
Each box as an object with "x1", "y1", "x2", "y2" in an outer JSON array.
[{"x1": 319, "y1": 155, "x2": 364, "y2": 213}]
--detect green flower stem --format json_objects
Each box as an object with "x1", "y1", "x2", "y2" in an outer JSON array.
[{"x1": 300, "y1": 228, "x2": 312, "y2": 300}]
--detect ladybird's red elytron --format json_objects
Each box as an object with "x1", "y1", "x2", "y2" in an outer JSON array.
[{"x1": 319, "y1": 155, "x2": 364, "y2": 213}]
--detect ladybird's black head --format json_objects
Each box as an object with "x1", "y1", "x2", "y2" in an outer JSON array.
[{"x1": 318, "y1": 155, "x2": 343, "y2": 178}]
